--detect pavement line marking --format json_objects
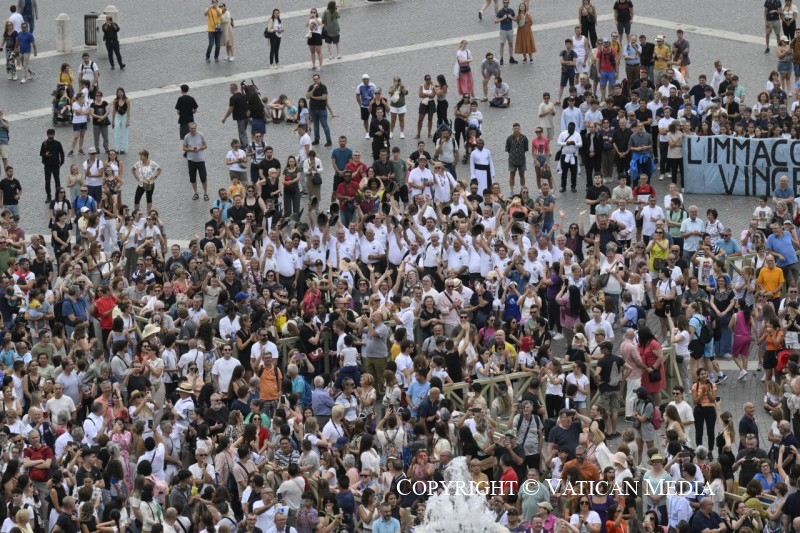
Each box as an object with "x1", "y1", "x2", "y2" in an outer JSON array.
[
  {"x1": 38, "y1": 5, "x2": 364, "y2": 60},
  {"x1": 9, "y1": 14, "x2": 763, "y2": 122}
]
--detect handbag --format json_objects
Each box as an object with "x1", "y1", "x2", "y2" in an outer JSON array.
[
  {"x1": 305, "y1": 31, "x2": 312, "y2": 40},
  {"x1": 263, "y1": 27, "x2": 269, "y2": 38},
  {"x1": 598, "y1": 272, "x2": 610, "y2": 288},
  {"x1": 542, "y1": 164, "x2": 552, "y2": 182},
  {"x1": 460, "y1": 64, "x2": 471, "y2": 73},
  {"x1": 390, "y1": 90, "x2": 401, "y2": 104},
  {"x1": 310, "y1": 172, "x2": 322, "y2": 186},
  {"x1": 653, "y1": 258, "x2": 666, "y2": 270},
  {"x1": 648, "y1": 368, "x2": 661, "y2": 382},
  {"x1": 142, "y1": 180, "x2": 154, "y2": 191}
]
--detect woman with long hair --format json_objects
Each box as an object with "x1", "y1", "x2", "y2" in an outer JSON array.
[
  {"x1": 716, "y1": 411, "x2": 737, "y2": 492},
  {"x1": 110, "y1": 87, "x2": 131, "y2": 154},
  {"x1": 455, "y1": 41, "x2": 474, "y2": 97},
  {"x1": 305, "y1": 8, "x2": 324, "y2": 71},
  {"x1": 265, "y1": 9, "x2": 283, "y2": 68},
  {"x1": 729, "y1": 300, "x2": 755, "y2": 380},
  {"x1": 558, "y1": 284, "x2": 584, "y2": 347},
  {"x1": 515, "y1": 2, "x2": 536, "y2": 63},
  {"x1": 638, "y1": 326, "x2": 664, "y2": 405},
  {"x1": 322, "y1": 1, "x2": 341, "y2": 60},
  {"x1": 434, "y1": 74, "x2": 449, "y2": 128},
  {"x1": 578, "y1": 0, "x2": 598, "y2": 47}
]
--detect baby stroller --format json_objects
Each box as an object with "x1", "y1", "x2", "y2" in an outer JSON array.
[
  {"x1": 52, "y1": 84, "x2": 72, "y2": 126},
  {"x1": 461, "y1": 124, "x2": 483, "y2": 163},
  {"x1": 240, "y1": 79, "x2": 260, "y2": 97}
]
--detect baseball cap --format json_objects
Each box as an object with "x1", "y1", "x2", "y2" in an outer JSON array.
[
  {"x1": 362, "y1": 73, "x2": 370, "y2": 80},
  {"x1": 80, "y1": 206, "x2": 90, "y2": 213}
]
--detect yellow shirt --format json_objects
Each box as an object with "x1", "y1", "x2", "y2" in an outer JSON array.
[
  {"x1": 59, "y1": 71, "x2": 73, "y2": 88},
  {"x1": 758, "y1": 266, "x2": 786, "y2": 298},
  {"x1": 654, "y1": 44, "x2": 670, "y2": 70},
  {"x1": 390, "y1": 342, "x2": 401, "y2": 361},
  {"x1": 206, "y1": 6, "x2": 221, "y2": 32},
  {"x1": 227, "y1": 183, "x2": 244, "y2": 199}
]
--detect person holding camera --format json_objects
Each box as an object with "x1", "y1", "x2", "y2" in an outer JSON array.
[
  {"x1": 733, "y1": 434, "x2": 768, "y2": 486},
  {"x1": 302, "y1": 147, "x2": 323, "y2": 210},
  {"x1": 101, "y1": 16, "x2": 124, "y2": 70}
]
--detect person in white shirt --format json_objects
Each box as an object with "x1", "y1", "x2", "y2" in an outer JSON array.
[
  {"x1": 250, "y1": 329, "x2": 279, "y2": 372},
  {"x1": 276, "y1": 464, "x2": 305, "y2": 513},
  {"x1": 218, "y1": 306, "x2": 240, "y2": 340},
  {"x1": 557, "y1": 122, "x2": 582, "y2": 193},
  {"x1": 469, "y1": 139, "x2": 496, "y2": 193},
  {"x1": 638, "y1": 195, "x2": 665, "y2": 242},
  {"x1": 178, "y1": 340, "x2": 206, "y2": 381},
  {"x1": 252, "y1": 488, "x2": 279, "y2": 533},
  {"x1": 82, "y1": 402, "x2": 105, "y2": 446},
  {"x1": 407, "y1": 156, "x2": 434, "y2": 199},
  {"x1": 612, "y1": 199, "x2": 635, "y2": 246},
  {"x1": 211, "y1": 342, "x2": 241, "y2": 397},
  {"x1": 168, "y1": 382, "x2": 195, "y2": 438},
  {"x1": 188, "y1": 446, "x2": 216, "y2": 493}
]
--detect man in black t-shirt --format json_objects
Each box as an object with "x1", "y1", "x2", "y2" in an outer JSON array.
[
  {"x1": 612, "y1": 0, "x2": 634, "y2": 41},
  {"x1": 594, "y1": 341, "x2": 628, "y2": 437},
  {"x1": 222, "y1": 83, "x2": 249, "y2": 147},
  {"x1": 0, "y1": 167, "x2": 22, "y2": 217},
  {"x1": 306, "y1": 73, "x2": 332, "y2": 146},
  {"x1": 124, "y1": 360, "x2": 152, "y2": 396},
  {"x1": 174, "y1": 84, "x2": 198, "y2": 141}
]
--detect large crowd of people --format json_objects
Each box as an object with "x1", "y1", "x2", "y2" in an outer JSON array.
[{"x1": 3, "y1": 0, "x2": 800, "y2": 533}]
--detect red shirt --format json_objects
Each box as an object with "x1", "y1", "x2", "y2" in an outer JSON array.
[
  {"x1": 344, "y1": 161, "x2": 368, "y2": 184},
  {"x1": 498, "y1": 466, "x2": 519, "y2": 497},
  {"x1": 94, "y1": 295, "x2": 117, "y2": 330},
  {"x1": 336, "y1": 180, "x2": 360, "y2": 210},
  {"x1": 23, "y1": 443, "x2": 53, "y2": 481}
]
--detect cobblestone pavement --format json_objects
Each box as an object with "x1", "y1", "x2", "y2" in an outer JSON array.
[{"x1": 0, "y1": 0, "x2": 788, "y2": 439}]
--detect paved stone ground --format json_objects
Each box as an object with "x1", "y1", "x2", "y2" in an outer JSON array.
[{"x1": 1, "y1": 0, "x2": 790, "y2": 445}]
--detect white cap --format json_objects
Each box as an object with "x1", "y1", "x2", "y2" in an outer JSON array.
[
  {"x1": 80, "y1": 206, "x2": 90, "y2": 213},
  {"x1": 362, "y1": 73, "x2": 370, "y2": 80}
]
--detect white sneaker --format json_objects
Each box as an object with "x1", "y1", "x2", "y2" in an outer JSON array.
[
  {"x1": 365, "y1": 133, "x2": 370, "y2": 139},
  {"x1": 19, "y1": 78, "x2": 26, "y2": 83},
  {"x1": 11, "y1": 73, "x2": 16, "y2": 80},
  {"x1": 400, "y1": 132, "x2": 405, "y2": 139},
  {"x1": 389, "y1": 132, "x2": 393, "y2": 139},
  {"x1": 553, "y1": 332, "x2": 565, "y2": 340},
  {"x1": 761, "y1": 374, "x2": 766, "y2": 382},
  {"x1": 28, "y1": 71, "x2": 34, "y2": 80},
  {"x1": 737, "y1": 369, "x2": 748, "y2": 381},
  {"x1": 658, "y1": 174, "x2": 665, "y2": 181},
  {"x1": 229, "y1": 57, "x2": 234, "y2": 61}
]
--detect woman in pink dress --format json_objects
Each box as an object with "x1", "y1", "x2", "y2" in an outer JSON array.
[
  {"x1": 729, "y1": 299, "x2": 755, "y2": 380},
  {"x1": 638, "y1": 326, "x2": 665, "y2": 404},
  {"x1": 109, "y1": 418, "x2": 133, "y2": 491},
  {"x1": 456, "y1": 40, "x2": 474, "y2": 97}
]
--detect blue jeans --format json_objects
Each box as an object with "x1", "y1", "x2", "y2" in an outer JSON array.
[
  {"x1": 310, "y1": 109, "x2": 331, "y2": 143},
  {"x1": 23, "y1": 13, "x2": 34, "y2": 34},
  {"x1": 2, "y1": 205, "x2": 18, "y2": 217},
  {"x1": 340, "y1": 208, "x2": 355, "y2": 227},
  {"x1": 206, "y1": 31, "x2": 220, "y2": 59}
]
